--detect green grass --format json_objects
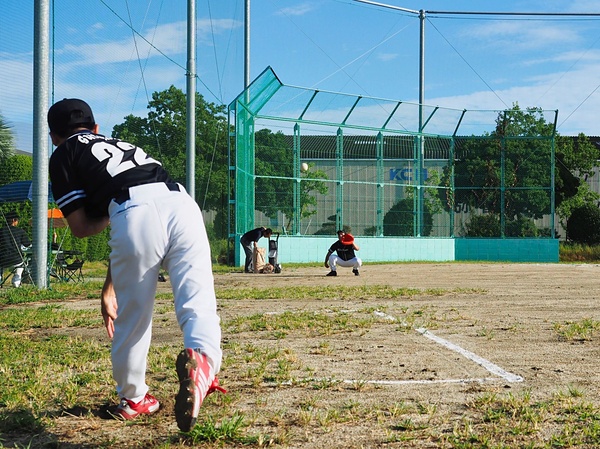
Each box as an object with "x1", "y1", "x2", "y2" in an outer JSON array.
[
  {"x1": 217, "y1": 284, "x2": 480, "y2": 300},
  {"x1": 0, "y1": 304, "x2": 100, "y2": 330}
]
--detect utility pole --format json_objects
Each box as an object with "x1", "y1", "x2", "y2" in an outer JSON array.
[
  {"x1": 33, "y1": 0, "x2": 50, "y2": 288},
  {"x1": 245, "y1": 0, "x2": 251, "y2": 89},
  {"x1": 186, "y1": 0, "x2": 196, "y2": 199}
]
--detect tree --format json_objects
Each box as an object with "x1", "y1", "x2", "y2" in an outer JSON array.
[
  {"x1": 439, "y1": 104, "x2": 599, "y2": 236},
  {"x1": 554, "y1": 134, "x2": 600, "y2": 230},
  {"x1": 0, "y1": 113, "x2": 16, "y2": 161},
  {"x1": 383, "y1": 198, "x2": 433, "y2": 236},
  {"x1": 254, "y1": 129, "x2": 328, "y2": 231},
  {"x1": 0, "y1": 154, "x2": 33, "y2": 186},
  {"x1": 112, "y1": 86, "x2": 230, "y2": 236},
  {"x1": 380, "y1": 169, "x2": 441, "y2": 237},
  {"x1": 567, "y1": 204, "x2": 600, "y2": 245}
]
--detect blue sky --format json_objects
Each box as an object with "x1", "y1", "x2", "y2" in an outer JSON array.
[{"x1": 2, "y1": 0, "x2": 600, "y2": 152}]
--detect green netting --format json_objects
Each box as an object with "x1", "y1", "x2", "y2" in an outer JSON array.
[{"x1": 228, "y1": 66, "x2": 557, "y2": 243}]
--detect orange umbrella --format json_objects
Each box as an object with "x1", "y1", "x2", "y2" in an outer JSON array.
[{"x1": 48, "y1": 208, "x2": 68, "y2": 228}]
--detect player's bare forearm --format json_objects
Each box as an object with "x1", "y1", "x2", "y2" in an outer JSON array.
[
  {"x1": 101, "y1": 263, "x2": 117, "y2": 339},
  {"x1": 324, "y1": 251, "x2": 332, "y2": 267},
  {"x1": 65, "y1": 208, "x2": 110, "y2": 238}
]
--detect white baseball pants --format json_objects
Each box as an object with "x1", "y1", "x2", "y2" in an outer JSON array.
[
  {"x1": 108, "y1": 182, "x2": 222, "y2": 402},
  {"x1": 328, "y1": 255, "x2": 362, "y2": 271}
]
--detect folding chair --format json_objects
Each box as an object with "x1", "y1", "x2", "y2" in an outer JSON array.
[{"x1": 62, "y1": 259, "x2": 84, "y2": 283}]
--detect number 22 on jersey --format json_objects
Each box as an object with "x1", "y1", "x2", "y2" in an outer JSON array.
[{"x1": 91, "y1": 141, "x2": 161, "y2": 177}]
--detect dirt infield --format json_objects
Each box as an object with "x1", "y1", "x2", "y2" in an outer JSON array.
[
  {"x1": 211, "y1": 263, "x2": 600, "y2": 447},
  {"x1": 216, "y1": 262, "x2": 600, "y2": 390},
  {"x1": 14, "y1": 263, "x2": 600, "y2": 447}
]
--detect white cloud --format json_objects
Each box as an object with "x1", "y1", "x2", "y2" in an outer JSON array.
[
  {"x1": 464, "y1": 20, "x2": 581, "y2": 51},
  {"x1": 377, "y1": 52, "x2": 398, "y2": 62},
  {"x1": 91, "y1": 22, "x2": 104, "y2": 31},
  {"x1": 527, "y1": 48, "x2": 600, "y2": 66},
  {"x1": 276, "y1": 3, "x2": 316, "y2": 17},
  {"x1": 57, "y1": 18, "x2": 240, "y2": 67},
  {"x1": 0, "y1": 57, "x2": 33, "y2": 122},
  {"x1": 564, "y1": 0, "x2": 600, "y2": 12},
  {"x1": 428, "y1": 61, "x2": 600, "y2": 135}
]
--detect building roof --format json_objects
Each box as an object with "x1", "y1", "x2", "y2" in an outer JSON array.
[{"x1": 278, "y1": 135, "x2": 600, "y2": 160}]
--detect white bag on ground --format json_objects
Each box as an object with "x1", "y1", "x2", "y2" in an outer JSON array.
[{"x1": 253, "y1": 246, "x2": 266, "y2": 273}]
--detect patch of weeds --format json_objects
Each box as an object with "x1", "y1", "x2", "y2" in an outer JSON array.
[
  {"x1": 0, "y1": 408, "x2": 44, "y2": 433},
  {"x1": 316, "y1": 409, "x2": 340, "y2": 427},
  {"x1": 0, "y1": 281, "x2": 105, "y2": 306},
  {"x1": 350, "y1": 378, "x2": 370, "y2": 391},
  {"x1": 155, "y1": 302, "x2": 175, "y2": 316},
  {"x1": 391, "y1": 417, "x2": 426, "y2": 432},
  {"x1": 224, "y1": 310, "x2": 376, "y2": 337},
  {"x1": 216, "y1": 285, "x2": 473, "y2": 301},
  {"x1": 185, "y1": 413, "x2": 245, "y2": 443},
  {"x1": 416, "y1": 401, "x2": 438, "y2": 417},
  {"x1": 476, "y1": 326, "x2": 496, "y2": 340},
  {"x1": 387, "y1": 401, "x2": 411, "y2": 418},
  {"x1": 311, "y1": 377, "x2": 342, "y2": 390},
  {"x1": 313, "y1": 341, "x2": 332, "y2": 355},
  {"x1": 444, "y1": 389, "x2": 600, "y2": 448},
  {"x1": 237, "y1": 345, "x2": 301, "y2": 386},
  {"x1": 396, "y1": 306, "x2": 439, "y2": 331},
  {"x1": 298, "y1": 395, "x2": 320, "y2": 412},
  {"x1": 553, "y1": 318, "x2": 600, "y2": 342},
  {"x1": 0, "y1": 305, "x2": 99, "y2": 331},
  {"x1": 297, "y1": 409, "x2": 313, "y2": 426},
  {"x1": 0, "y1": 334, "x2": 111, "y2": 413},
  {"x1": 155, "y1": 292, "x2": 174, "y2": 301}
]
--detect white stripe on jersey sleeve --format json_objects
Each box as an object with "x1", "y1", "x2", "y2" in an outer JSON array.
[{"x1": 56, "y1": 190, "x2": 86, "y2": 209}]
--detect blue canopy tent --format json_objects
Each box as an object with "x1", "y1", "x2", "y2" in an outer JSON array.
[
  {"x1": 0, "y1": 180, "x2": 55, "y2": 203},
  {"x1": 0, "y1": 181, "x2": 66, "y2": 286}
]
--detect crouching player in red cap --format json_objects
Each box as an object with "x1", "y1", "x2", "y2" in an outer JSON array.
[{"x1": 324, "y1": 230, "x2": 362, "y2": 276}]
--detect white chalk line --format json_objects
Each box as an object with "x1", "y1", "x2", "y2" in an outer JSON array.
[
  {"x1": 373, "y1": 310, "x2": 522, "y2": 383},
  {"x1": 263, "y1": 309, "x2": 524, "y2": 385},
  {"x1": 276, "y1": 377, "x2": 504, "y2": 387},
  {"x1": 415, "y1": 327, "x2": 524, "y2": 383}
]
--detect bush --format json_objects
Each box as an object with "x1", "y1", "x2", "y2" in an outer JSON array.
[
  {"x1": 383, "y1": 198, "x2": 433, "y2": 236},
  {"x1": 505, "y1": 216, "x2": 539, "y2": 237},
  {"x1": 465, "y1": 214, "x2": 544, "y2": 237},
  {"x1": 465, "y1": 214, "x2": 500, "y2": 237},
  {"x1": 567, "y1": 204, "x2": 600, "y2": 245}
]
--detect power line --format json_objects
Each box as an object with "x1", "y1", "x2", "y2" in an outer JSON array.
[
  {"x1": 98, "y1": 0, "x2": 223, "y2": 104},
  {"x1": 426, "y1": 19, "x2": 509, "y2": 109},
  {"x1": 355, "y1": 1, "x2": 600, "y2": 133}
]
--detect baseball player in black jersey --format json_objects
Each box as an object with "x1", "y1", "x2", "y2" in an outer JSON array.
[
  {"x1": 48, "y1": 98, "x2": 224, "y2": 431},
  {"x1": 324, "y1": 230, "x2": 362, "y2": 276},
  {"x1": 240, "y1": 226, "x2": 273, "y2": 273}
]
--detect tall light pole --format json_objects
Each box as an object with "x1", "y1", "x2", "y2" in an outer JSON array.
[
  {"x1": 245, "y1": 0, "x2": 251, "y2": 89},
  {"x1": 186, "y1": 0, "x2": 196, "y2": 199},
  {"x1": 33, "y1": 0, "x2": 50, "y2": 288}
]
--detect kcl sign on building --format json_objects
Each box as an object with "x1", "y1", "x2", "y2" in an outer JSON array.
[{"x1": 389, "y1": 167, "x2": 428, "y2": 182}]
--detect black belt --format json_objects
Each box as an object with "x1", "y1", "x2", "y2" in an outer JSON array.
[{"x1": 113, "y1": 182, "x2": 180, "y2": 205}]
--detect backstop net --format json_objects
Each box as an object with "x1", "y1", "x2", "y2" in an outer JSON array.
[{"x1": 229, "y1": 67, "x2": 557, "y2": 241}]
